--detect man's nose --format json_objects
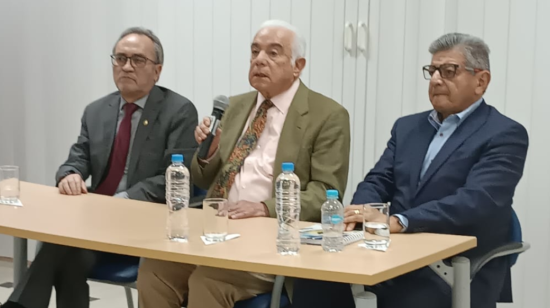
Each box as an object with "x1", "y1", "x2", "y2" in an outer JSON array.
[
  {"x1": 122, "y1": 59, "x2": 134, "y2": 71},
  {"x1": 254, "y1": 51, "x2": 268, "y2": 65},
  {"x1": 430, "y1": 71, "x2": 443, "y2": 86}
]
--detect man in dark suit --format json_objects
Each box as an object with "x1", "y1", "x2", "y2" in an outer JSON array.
[
  {"x1": 2, "y1": 27, "x2": 198, "y2": 308},
  {"x1": 291, "y1": 33, "x2": 529, "y2": 308}
]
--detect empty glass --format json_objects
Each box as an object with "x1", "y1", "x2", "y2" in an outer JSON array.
[
  {"x1": 362, "y1": 203, "x2": 391, "y2": 251},
  {"x1": 0, "y1": 165, "x2": 20, "y2": 204},
  {"x1": 203, "y1": 198, "x2": 228, "y2": 242}
]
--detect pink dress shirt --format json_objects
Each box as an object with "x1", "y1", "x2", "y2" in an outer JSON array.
[{"x1": 226, "y1": 78, "x2": 300, "y2": 206}]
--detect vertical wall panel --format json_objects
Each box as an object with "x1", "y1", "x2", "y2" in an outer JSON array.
[
  {"x1": 122, "y1": 0, "x2": 142, "y2": 29},
  {"x1": 230, "y1": 0, "x2": 252, "y2": 97},
  {"x1": 443, "y1": 0, "x2": 458, "y2": 33},
  {"x1": 270, "y1": 0, "x2": 291, "y2": 21},
  {"x1": 506, "y1": 1, "x2": 538, "y2": 306},
  {"x1": 400, "y1": 0, "x2": 421, "y2": 117},
  {"x1": 90, "y1": 0, "x2": 111, "y2": 100},
  {"x1": 157, "y1": 0, "x2": 178, "y2": 91},
  {"x1": 522, "y1": 1, "x2": 550, "y2": 306},
  {"x1": 530, "y1": 4, "x2": 550, "y2": 308},
  {"x1": 212, "y1": 0, "x2": 232, "y2": 99},
  {"x1": 456, "y1": 0, "x2": 485, "y2": 38},
  {"x1": 291, "y1": 0, "x2": 312, "y2": 86},
  {"x1": 483, "y1": 0, "x2": 511, "y2": 113},
  {"x1": 174, "y1": 0, "x2": 195, "y2": 103},
  {"x1": 330, "y1": 0, "x2": 346, "y2": 106},
  {"x1": 350, "y1": 0, "x2": 371, "y2": 200},
  {"x1": 193, "y1": 0, "x2": 214, "y2": 116},
  {"x1": 309, "y1": 0, "x2": 337, "y2": 99},
  {"x1": 341, "y1": 0, "x2": 359, "y2": 204},
  {"x1": 413, "y1": 0, "x2": 446, "y2": 113},
  {"x1": 141, "y1": 0, "x2": 159, "y2": 33},
  {"x1": 373, "y1": 0, "x2": 406, "y2": 160},
  {"x1": 251, "y1": 0, "x2": 271, "y2": 34},
  {"x1": 358, "y1": 0, "x2": 380, "y2": 206}
]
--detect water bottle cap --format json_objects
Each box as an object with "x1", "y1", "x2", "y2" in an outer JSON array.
[
  {"x1": 171, "y1": 154, "x2": 184, "y2": 163},
  {"x1": 281, "y1": 162, "x2": 294, "y2": 172},
  {"x1": 326, "y1": 189, "x2": 338, "y2": 199}
]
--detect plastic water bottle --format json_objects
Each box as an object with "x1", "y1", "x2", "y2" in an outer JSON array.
[
  {"x1": 165, "y1": 154, "x2": 190, "y2": 242},
  {"x1": 276, "y1": 162, "x2": 301, "y2": 255},
  {"x1": 321, "y1": 189, "x2": 344, "y2": 252}
]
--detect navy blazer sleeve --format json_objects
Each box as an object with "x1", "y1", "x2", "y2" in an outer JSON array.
[
  {"x1": 401, "y1": 123, "x2": 528, "y2": 234},
  {"x1": 351, "y1": 122, "x2": 397, "y2": 205}
]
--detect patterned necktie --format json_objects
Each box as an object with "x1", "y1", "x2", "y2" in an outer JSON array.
[
  {"x1": 211, "y1": 99, "x2": 274, "y2": 198},
  {"x1": 95, "y1": 103, "x2": 139, "y2": 196}
]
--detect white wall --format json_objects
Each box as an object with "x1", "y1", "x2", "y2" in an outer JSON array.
[{"x1": 0, "y1": 0, "x2": 549, "y2": 307}]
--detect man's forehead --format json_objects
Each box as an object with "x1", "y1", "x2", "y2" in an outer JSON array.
[
  {"x1": 431, "y1": 48, "x2": 465, "y2": 65},
  {"x1": 115, "y1": 34, "x2": 153, "y2": 51}
]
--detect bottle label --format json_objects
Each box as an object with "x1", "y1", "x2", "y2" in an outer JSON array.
[{"x1": 330, "y1": 215, "x2": 343, "y2": 224}]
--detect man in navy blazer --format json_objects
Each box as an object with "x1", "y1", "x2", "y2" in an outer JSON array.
[{"x1": 290, "y1": 33, "x2": 529, "y2": 308}]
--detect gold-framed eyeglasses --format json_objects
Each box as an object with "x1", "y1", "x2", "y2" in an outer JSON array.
[
  {"x1": 422, "y1": 64, "x2": 481, "y2": 80},
  {"x1": 110, "y1": 54, "x2": 157, "y2": 68}
]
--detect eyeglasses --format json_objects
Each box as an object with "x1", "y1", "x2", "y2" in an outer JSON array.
[
  {"x1": 110, "y1": 54, "x2": 157, "y2": 68},
  {"x1": 422, "y1": 64, "x2": 480, "y2": 80}
]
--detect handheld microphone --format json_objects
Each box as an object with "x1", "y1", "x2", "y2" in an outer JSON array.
[{"x1": 197, "y1": 95, "x2": 230, "y2": 159}]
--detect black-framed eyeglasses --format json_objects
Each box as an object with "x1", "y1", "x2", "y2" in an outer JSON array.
[
  {"x1": 110, "y1": 54, "x2": 157, "y2": 68},
  {"x1": 422, "y1": 64, "x2": 480, "y2": 80}
]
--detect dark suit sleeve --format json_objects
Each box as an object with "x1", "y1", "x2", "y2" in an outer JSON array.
[
  {"x1": 55, "y1": 107, "x2": 92, "y2": 184},
  {"x1": 402, "y1": 124, "x2": 529, "y2": 234},
  {"x1": 350, "y1": 121, "x2": 397, "y2": 205},
  {"x1": 126, "y1": 102, "x2": 199, "y2": 202}
]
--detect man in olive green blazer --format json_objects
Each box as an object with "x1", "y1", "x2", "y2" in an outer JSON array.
[
  {"x1": 137, "y1": 20, "x2": 350, "y2": 308},
  {"x1": 191, "y1": 79, "x2": 350, "y2": 222}
]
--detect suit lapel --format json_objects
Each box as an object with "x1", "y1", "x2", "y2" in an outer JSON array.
[
  {"x1": 415, "y1": 102, "x2": 489, "y2": 195},
  {"x1": 98, "y1": 95, "x2": 120, "y2": 183},
  {"x1": 127, "y1": 86, "x2": 164, "y2": 182},
  {"x1": 408, "y1": 116, "x2": 437, "y2": 193},
  {"x1": 273, "y1": 82, "x2": 309, "y2": 181}
]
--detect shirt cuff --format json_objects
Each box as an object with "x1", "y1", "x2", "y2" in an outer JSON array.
[
  {"x1": 114, "y1": 191, "x2": 129, "y2": 199},
  {"x1": 393, "y1": 214, "x2": 408, "y2": 232}
]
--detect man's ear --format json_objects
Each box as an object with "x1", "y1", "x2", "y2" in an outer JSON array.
[
  {"x1": 293, "y1": 58, "x2": 306, "y2": 78},
  {"x1": 475, "y1": 70, "x2": 491, "y2": 95},
  {"x1": 154, "y1": 64, "x2": 163, "y2": 83}
]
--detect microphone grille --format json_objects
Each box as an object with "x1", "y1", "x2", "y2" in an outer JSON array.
[{"x1": 213, "y1": 95, "x2": 230, "y2": 111}]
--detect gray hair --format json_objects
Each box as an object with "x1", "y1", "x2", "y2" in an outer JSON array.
[
  {"x1": 113, "y1": 27, "x2": 164, "y2": 65},
  {"x1": 255, "y1": 20, "x2": 307, "y2": 65},
  {"x1": 429, "y1": 33, "x2": 490, "y2": 71}
]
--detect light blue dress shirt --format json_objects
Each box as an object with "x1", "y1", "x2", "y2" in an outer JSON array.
[{"x1": 394, "y1": 98, "x2": 484, "y2": 231}]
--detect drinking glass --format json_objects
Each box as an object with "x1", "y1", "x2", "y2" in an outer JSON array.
[
  {"x1": 203, "y1": 198, "x2": 229, "y2": 242},
  {"x1": 362, "y1": 203, "x2": 391, "y2": 251},
  {"x1": 0, "y1": 165, "x2": 20, "y2": 204}
]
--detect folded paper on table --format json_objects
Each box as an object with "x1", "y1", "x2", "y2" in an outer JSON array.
[
  {"x1": 300, "y1": 224, "x2": 363, "y2": 246},
  {"x1": 0, "y1": 199, "x2": 22, "y2": 207},
  {"x1": 200, "y1": 234, "x2": 240, "y2": 245}
]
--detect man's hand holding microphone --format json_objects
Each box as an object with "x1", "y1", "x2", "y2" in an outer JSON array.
[{"x1": 194, "y1": 95, "x2": 269, "y2": 219}]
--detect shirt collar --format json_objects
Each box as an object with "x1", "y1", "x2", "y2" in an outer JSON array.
[
  {"x1": 256, "y1": 78, "x2": 300, "y2": 115},
  {"x1": 120, "y1": 94, "x2": 148, "y2": 111},
  {"x1": 428, "y1": 97, "x2": 483, "y2": 129}
]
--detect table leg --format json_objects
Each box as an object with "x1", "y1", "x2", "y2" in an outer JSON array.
[
  {"x1": 352, "y1": 284, "x2": 377, "y2": 308},
  {"x1": 451, "y1": 256, "x2": 470, "y2": 308},
  {"x1": 13, "y1": 237, "x2": 28, "y2": 286}
]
